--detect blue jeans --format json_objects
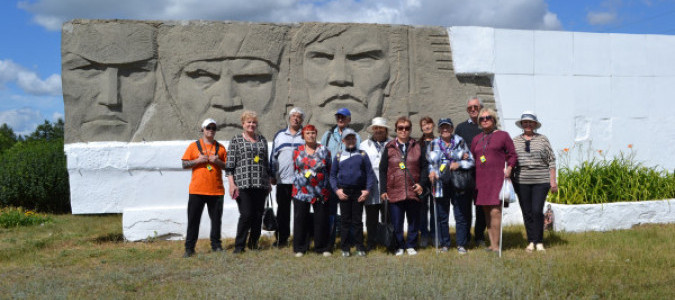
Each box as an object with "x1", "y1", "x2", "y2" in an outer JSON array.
[
  {"x1": 433, "y1": 197, "x2": 451, "y2": 247},
  {"x1": 451, "y1": 191, "x2": 472, "y2": 247},
  {"x1": 390, "y1": 199, "x2": 420, "y2": 249}
]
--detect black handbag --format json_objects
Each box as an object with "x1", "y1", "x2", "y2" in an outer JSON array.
[
  {"x1": 449, "y1": 168, "x2": 475, "y2": 191},
  {"x1": 262, "y1": 194, "x2": 278, "y2": 231},
  {"x1": 376, "y1": 200, "x2": 397, "y2": 252}
]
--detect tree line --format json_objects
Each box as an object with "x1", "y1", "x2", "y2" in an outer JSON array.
[{"x1": 0, "y1": 119, "x2": 70, "y2": 213}]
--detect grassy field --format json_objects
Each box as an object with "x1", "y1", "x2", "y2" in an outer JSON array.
[{"x1": 1, "y1": 214, "x2": 673, "y2": 299}]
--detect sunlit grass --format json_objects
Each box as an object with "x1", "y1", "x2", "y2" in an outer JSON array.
[
  {"x1": 550, "y1": 145, "x2": 675, "y2": 204},
  {"x1": 1, "y1": 214, "x2": 673, "y2": 299}
]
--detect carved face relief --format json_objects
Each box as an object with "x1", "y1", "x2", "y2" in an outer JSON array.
[
  {"x1": 303, "y1": 27, "x2": 390, "y2": 132},
  {"x1": 176, "y1": 58, "x2": 276, "y2": 132},
  {"x1": 62, "y1": 53, "x2": 156, "y2": 142}
]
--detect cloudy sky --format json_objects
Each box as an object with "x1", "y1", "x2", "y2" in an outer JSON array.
[{"x1": 1, "y1": 0, "x2": 674, "y2": 136}]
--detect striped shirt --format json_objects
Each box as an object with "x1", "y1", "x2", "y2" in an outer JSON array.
[
  {"x1": 512, "y1": 134, "x2": 556, "y2": 184},
  {"x1": 225, "y1": 133, "x2": 270, "y2": 189}
]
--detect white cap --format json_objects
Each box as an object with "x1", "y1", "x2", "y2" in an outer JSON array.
[
  {"x1": 201, "y1": 118, "x2": 217, "y2": 129},
  {"x1": 367, "y1": 117, "x2": 391, "y2": 132}
]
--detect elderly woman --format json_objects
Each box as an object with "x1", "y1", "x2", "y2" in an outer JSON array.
[
  {"x1": 380, "y1": 116, "x2": 429, "y2": 256},
  {"x1": 512, "y1": 111, "x2": 557, "y2": 252},
  {"x1": 418, "y1": 116, "x2": 435, "y2": 248},
  {"x1": 427, "y1": 118, "x2": 475, "y2": 254},
  {"x1": 291, "y1": 124, "x2": 332, "y2": 257},
  {"x1": 360, "y1": 117, "x2": 392, "y2": 250},
  {"x1": 226, "y1": 110, "x2": 271, "y2": 254},
  {"x1": 470, "y1": 108, "x2": 517, "y2": 253}
]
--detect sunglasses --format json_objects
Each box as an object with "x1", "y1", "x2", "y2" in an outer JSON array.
[
  {"x1": 205, "y1": 126, "x2": 217, "y2": 131},
  {"x1": 467, "y1": 105, "x2": 481, "y2": 111},
  {"x1": 478, "y1": 116, "x2": 493, "y2": 122},
  {"x1": 397, "y1": 126, "x2": 412, "y2": 131},
  {"x1": 525, "y1": 140, "x2": 531, "y2": 153}
]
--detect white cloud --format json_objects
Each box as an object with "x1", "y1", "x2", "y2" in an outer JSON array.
[
  {"x1": 587, "y1": 11, "x2": 618, "y2": 25},
  {"x1": 0, "y1": 108, "x2": 44, "y2": 136},
  {"x1": 0, "y1": 60, "x2": 62, "y2": 96},
  {"x1": 19, "y1": 0, "x2": 562, "y2": 31}
]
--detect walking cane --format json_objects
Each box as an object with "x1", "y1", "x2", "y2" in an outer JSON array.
[
  {"x1": 431, "y1": 186, "x2": 440, "y2": 254},
  {"x1": 499, "y1": 162, "x2": 508, "y2": 258}
]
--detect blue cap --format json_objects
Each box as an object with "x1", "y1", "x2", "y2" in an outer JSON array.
[
  {"x1": 438, "y1": 118, "x2": 453, "y2": 127},
  {"x1": 335, "y1": 108, "x2": 351, "y2": 117}
]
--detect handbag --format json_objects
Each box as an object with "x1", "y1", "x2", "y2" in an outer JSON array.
[
  {"x1": 376, "y1": 200, "x2": 397, "y2": 252},
  {"x1": 448, "y1": 168, "x2": 475, "y2": 191},
  {"x1": 262, "y1": 193, "x2": 278, "y2": 231}
]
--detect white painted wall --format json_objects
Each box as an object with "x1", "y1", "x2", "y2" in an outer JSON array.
[{"x1": 449, "y1": 26, "x2": 675, "y2": 170}]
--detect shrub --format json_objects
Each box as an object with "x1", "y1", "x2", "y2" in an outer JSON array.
[
  {"x1": 550, "y1": 146, "x2": 675, "y2": 204},
  {"x1": 0, "y1": 139, "x2": 70, "y2": 213},
  {"x1": 0, "y1": 207, "x2": 51, "y2": 228}
]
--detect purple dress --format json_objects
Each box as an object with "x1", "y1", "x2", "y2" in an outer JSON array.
[{"x1": 470, "y1": 130, "x2": 518, "y2": 206}]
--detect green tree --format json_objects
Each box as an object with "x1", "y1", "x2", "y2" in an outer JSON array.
[
  {"x1": 0, "y1": 123, "x2": 17, "y2": 153},
  {"x1": 25, "y1": 119, "x2": 64, "y2": 142}
]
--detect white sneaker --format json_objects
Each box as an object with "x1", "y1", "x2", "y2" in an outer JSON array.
[
  {"x1": 395, "y1": 249, "x2": 404, "y2": 256},
  {"x1": 294, "y1": 252, "x2": 304, "y2": 257},
  {"x1": 535, "y1": 243, "x2": 546, "y2": 252},
  {"x1": 406, "y1": 248, "x2": 417, "y2": 256},
  {"x1": 322, "y1": 251, "x2": 332, "y2": 257},
  {"x1": 525, "y1": 242, "x2": 534, "y2": 253}
]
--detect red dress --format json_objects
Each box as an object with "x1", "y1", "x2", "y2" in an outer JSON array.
[{"x1": 470, "y1": 130, "x2": 518, "y2": 206}]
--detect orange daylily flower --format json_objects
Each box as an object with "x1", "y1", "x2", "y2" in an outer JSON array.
[
  {"x1": 628, "y1": 144, "x2": 633, "y2": 148},
  {"x1": 563, "y1": 148, "x2": 569, "y2": 152}
]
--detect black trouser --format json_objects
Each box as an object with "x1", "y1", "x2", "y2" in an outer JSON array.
[
  {"x1": 275, "y1": 184, "x2": 293, "y2": 243},
  {"x1": 234, "y1": 188, "x2": 267, "y2": 251},
  {"x1": 339, "y1": 188, "x2": 366, "y2": 252},
  {"x1": 365, "y1": 203, "x2": 384, "y2": 248},
  {"x1": 293, "y1": 198, "x2": 331, "y2": 253},
  {"x1": 185, "y1": 194, "x2": 223, "y2": 251},
  {"x1": 515, "y1": 183, "x2": 550, "y2": 244},
  {"x1": 473, "y1": 189, "x2": 487, "y2": 243}
]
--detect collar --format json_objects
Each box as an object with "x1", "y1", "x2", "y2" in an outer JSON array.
[
  {"x1": 467, "y1": 118, "x2": 476, "y2": 124},
  {"x1": 285, "y1": 126, "x2": 302, "y2": 136}
]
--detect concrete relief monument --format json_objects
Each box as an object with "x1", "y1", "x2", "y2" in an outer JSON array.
[
  {"x1": 62, "y1": 21, "x2": 157, "y2": 143},
  {"x1": 63, "y1": 20, "x2": 492, "y2": 143}
]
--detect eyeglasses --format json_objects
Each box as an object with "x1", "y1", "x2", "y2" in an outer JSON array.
[
  {"x1": 467, "y1": 105, "x2": 481, "y2": 111},
  {"x1": 205, "y1": 126, "x2": 217, "y2": 131},
  {"x1": 478, "y1": 116, "x2": 493, "y2": 122},
  {"x1": 397, "y1": 126, "x2": 412, "y2": 131},
  {"x1": 525, "y1": 140, "x2": 531, "y2": 153}
]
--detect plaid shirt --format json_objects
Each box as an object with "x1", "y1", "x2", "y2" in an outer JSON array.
[{"x1": 225, "y1": 133, "x2": 270, "y2": 189}]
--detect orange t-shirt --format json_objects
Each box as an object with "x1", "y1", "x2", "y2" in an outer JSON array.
[{"x1": 181, "y1": 139, "x2": 227, "y2": 195}]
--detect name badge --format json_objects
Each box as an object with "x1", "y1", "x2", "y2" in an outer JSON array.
[
  {"x1": 399, "y1": 162, "x2": 406, "y2": 170},
  {"x1": 206, "y1": 164, "x2": 213, "y2": 171},
  {"x1": 254, "y1": 155, "x2": 260, "y2": 163},
  {"x1": 480, "y1": 155, "x2": 487, "y2": 163},
  {"x1": 305, "y1": 170, "x2": 312, "y2": 178},
  {"x1": 439, "y1": 163, "x2": 447, "y2": 172}
]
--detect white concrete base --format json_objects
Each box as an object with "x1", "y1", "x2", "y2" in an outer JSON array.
[{"x1": 549, "y1": 199, "x2": 675, "y2": 232}]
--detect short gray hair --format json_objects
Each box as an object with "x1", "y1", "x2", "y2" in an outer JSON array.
[
  {"x1": 467, "y1": 96, "x2": 485, "y2": 108},
  {"x1": 289, "y1": 107, "x2": 305, "y2": 119}
]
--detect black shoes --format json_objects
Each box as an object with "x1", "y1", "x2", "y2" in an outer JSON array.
[{"x1": 183, "y1": 249, "x2": 195, "y2": 258}]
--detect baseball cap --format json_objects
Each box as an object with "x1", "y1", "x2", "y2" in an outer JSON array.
[{"x1": 335, "y1": 108, "x2": 351, "y2": 117}]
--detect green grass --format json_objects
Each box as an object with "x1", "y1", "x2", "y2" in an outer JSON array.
[
  {"x1": 0, "y1": 207, "x2": 51, "y2": 228},
  {"x1": 550, "y1": 147, "x2": 675, "y2": 204},
  {"x1": 1, "y1": 214, "x2": 673, "y2": 299}
]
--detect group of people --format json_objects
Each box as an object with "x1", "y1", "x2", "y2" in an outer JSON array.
[{"x1": 180, "y1": 97, "x2": 558, "y2": 258}]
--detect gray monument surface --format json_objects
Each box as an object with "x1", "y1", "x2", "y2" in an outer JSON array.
[{"x1": 62, "y1": 20, "x2": 492, "y2": 143}]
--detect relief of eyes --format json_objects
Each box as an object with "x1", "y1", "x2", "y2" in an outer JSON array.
[
  {"x1": 306, "y1": 51, "x2": 334, "y2": 66},
  {"x1": 232, "y1": 73, "x2": 273, "y2": 88},
  {"x1": 185, "y1": 67, "x2": 220, "y2": 88},
  {"x1": 346, "y1": 50, "x2": 384, "y2": 67}
]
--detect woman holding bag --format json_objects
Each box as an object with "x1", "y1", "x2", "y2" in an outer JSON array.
[
  {"x1": 512, "y1": 111, "x2": 557, "y2": 252},
  {"x1": 470, "y1": 108, "x2": 517, "y2": 253},
  {"x1": 427, "y1": 118, "x2": 475, "y2": 254}
]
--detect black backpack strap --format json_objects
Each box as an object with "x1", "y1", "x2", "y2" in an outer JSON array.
[
  {"x1": 325, "y1": 125, "x2": 338, "y2": 148},
  {"x1": 195, "y1": 140, "x2": 203, "y2": 155},
  {"x1": 214, "y1": 140, "x2": 220, "y2": 156}
]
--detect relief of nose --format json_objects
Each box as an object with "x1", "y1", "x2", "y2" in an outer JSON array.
[
  {"x1": 210, "y1": 76, "x2": 243, "y2": 111},
  {"x1": 328, "y1": 57, "x2": 353, "y2": 87},
  {"x1": 97, "y1": 67, "x2": 122, "y2": 108}
]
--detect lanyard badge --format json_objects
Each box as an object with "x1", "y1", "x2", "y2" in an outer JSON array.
[
  {"x1": 399, "y1": 162, "x2": 406, "y2": 170},
  {"x1": 206, "y1": 164, "x2": 213, "y2": 171},
  {"x1": 480, "y1": 155, "x2": 486, "y2": 163},
  {"x1": 254, "y1": 155, "x2": 260, "y2": 163}
]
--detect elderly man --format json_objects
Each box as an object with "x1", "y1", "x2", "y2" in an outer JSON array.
[
  {"x1": 181, "y1": 118, "x2": 227, "y2": 257},
  {"x1": 269, "y1": 107, "x2": 305, "y2": 247},
  {"x1": 454, "y1": 96, "x2": 487, "y2": 247}
]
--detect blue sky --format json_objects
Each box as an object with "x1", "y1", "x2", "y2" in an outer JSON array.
[{"x1": 1, "y1": 0, "x2": 674, "y2": 136}]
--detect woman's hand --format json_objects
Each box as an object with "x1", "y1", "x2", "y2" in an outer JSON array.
[
  {"x1": 229, "y1": 183, "x2": 239, "y2": 199},
  {"x1": 380, "y1": 193, "x2": 389, "y2": 201},
  {"x1": 413, "y1": 183, "x2": 423, "y2": 195},
  {"x1": 550, "y1": 181, "x2": 558, "y2": 193},
  {"x1": 504, "y1": 166, "x2": 512, "y2": 178},
  {"x1": 450, "y1": 162, "x2": 460, "y2": 171},
  {"x1": 428, "y1": 171, "x2": 438, "y2": 183}
]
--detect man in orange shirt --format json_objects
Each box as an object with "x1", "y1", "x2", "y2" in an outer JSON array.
[{"x1": 181, "y1": 118, "x2": 227, "y2": 257}]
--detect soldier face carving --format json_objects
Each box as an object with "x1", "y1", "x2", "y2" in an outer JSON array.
[
  {"x1": 303, "y1": 27, "x2": 390, "y2": 132},
  {"x1": 176, "y1": 58, "x2": 276, "y2": 131}
]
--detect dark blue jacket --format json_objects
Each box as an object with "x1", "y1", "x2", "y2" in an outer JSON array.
[{"x1": 330, "y1": 148, "x2": 376, "y2": 192}]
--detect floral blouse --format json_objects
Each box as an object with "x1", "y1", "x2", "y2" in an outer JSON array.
[
  {"x1": 426, "y1": 135, "x2": 475, "y2": 198},
  {"x1": 292, "y1": 145, "x2": 332, "y2": 203}
]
